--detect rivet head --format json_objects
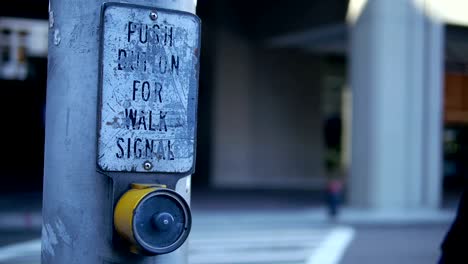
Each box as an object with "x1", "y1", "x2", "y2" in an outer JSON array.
[
  {"x1": 150, "y1": 11, "x2": 158, "y2": 21},
  {"x1": 143, "y1": 161, "x2": 153, "y2": 170}
]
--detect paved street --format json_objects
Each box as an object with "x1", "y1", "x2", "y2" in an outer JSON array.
[
  {"x1": 0, "y1": 210, "x2": 353, "y2": 264},
  {"x1": 190, "y1": 211, "x2": 354, "y2": 264},
  {"x1": 0, "y1": 190, "x2": 456, "y2": 264},
  {"x1": 341, "y1": 224, "x2": 449, "y2": 264},
  {"x1": 0, "y1": 210, "x2": 453, "y2": 264}
]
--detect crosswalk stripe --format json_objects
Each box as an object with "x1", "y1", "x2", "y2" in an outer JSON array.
[
  {"x1": 190, "y1": 238, "x2": 324, "y2": 249},
  {"x1": 0, "y1": 239, "x2": 40, "y2": 262},
  {"x1": 306, "y1": 227, "x2": 355, "y2": 264},
  {"x1": 188, "y1": 220, "x2": 353, "y2": 264},
  {"x1": 191, "y1": 232, "x2": 330, "y2": 242}
]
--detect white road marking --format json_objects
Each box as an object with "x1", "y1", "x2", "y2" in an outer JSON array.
[
  {"x1": 189, "y1": 225, "x2": 354, "y2": 264},
  {"x1": 306, "y1": 227, "x2": 355, "y2": 264},
  {"x1": 0, "y1": 239, "x2": 40, "y2": 262}
]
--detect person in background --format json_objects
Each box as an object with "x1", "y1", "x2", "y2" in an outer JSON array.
[
  {"x1": 325, "y1": 148, "x2": 343, "y2": 218},
  {"x1": 323, "y1": 114, "x2": 344, "y2": 219}
]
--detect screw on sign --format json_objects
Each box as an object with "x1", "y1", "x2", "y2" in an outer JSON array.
[
  {"x1": 150, "y1": 11, "x2": 158, "y2": 20},
  {"x1": 144, "y1": 161, "x2": 153, "y2": 170}
]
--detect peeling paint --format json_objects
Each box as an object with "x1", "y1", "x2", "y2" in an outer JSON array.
[
  {"x1": 41, "y1": 223, "x2": 58, "y2": 257},
  {"x1": 49, "y1": 8, "x2": 55, "y2": 28},
  {"x1": 55, "y1": 219, "x2": 72, "y2": 246},
  {"x1": 53, "y1": 29, "x2": 61, "y2": 45},
  {"x1": 41, "y1": 217, "x2": 72, "y2": 257}
]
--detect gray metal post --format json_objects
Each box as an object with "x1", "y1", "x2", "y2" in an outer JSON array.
[{"x1": 42, "y1": 0, "x2": 196, "y2": 263}]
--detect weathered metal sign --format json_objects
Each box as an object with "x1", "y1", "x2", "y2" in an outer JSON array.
[{"x1": 97, "y1": 3, "x2": 200, "y2": 173}]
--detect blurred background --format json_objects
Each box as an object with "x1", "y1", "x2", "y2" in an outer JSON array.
[{"x1": 1, "y1": 0, "x2": 468, "y2": 263}]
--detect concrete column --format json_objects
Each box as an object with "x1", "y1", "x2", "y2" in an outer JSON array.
[{"x1": 349, "y1": 0, "x2": 444, "y2": 209}]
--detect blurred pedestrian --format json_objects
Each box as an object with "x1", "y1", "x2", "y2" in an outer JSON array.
[
  {"x1": 325, "y1": 149, "x2": 344, "y2": 219},
  {"x1": 323, "y1": 115, "x2": 344, "y2": 219}
]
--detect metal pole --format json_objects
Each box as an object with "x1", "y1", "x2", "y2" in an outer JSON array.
[{"x1": 42, "y1": 0, "x2": 196, "y2": 263}]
